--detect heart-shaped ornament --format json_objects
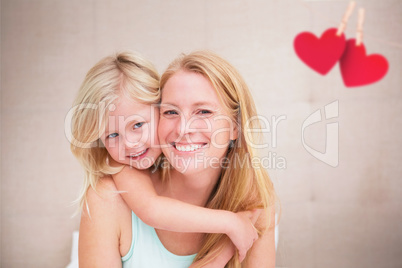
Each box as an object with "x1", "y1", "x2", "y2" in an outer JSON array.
[
  {"x1": 340, "y1": 39, "x2": 389, "y2": 87},
  {"x1": 294, "y1": 28, "x2": 346, "y2": 75}
]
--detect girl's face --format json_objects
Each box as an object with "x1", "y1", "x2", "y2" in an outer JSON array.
[
  {"x1": 100, "y1": 97, "x2": 161, "y2": 170},
  {"x1": 158, "y1": 70, "x2": 237, "y2": 175}
]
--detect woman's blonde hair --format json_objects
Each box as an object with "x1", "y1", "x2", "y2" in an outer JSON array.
[
  {"x1": 70, "y1": 51, "x2": 160, "y2": 211},
  {"x1": 160, "y1": 51, "x2": 277, "y2": 267}
]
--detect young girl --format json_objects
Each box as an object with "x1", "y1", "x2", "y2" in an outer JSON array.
[{"x1": 70, "y1": 51, "x2": 258, "y2": 267}]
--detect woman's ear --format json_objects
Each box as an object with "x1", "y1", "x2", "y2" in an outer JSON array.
[{"x1": 230, "y1": 120, "x2": 239, "y2": 140}]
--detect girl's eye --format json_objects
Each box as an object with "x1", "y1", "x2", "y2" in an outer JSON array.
[
  {"x1": 198, "y1": 110, "x2": 212, "y2": 115},
  {"x1": 133, "y1": 122, "x2": 144, "y2": 129},
  {"x1": 107, "y1": 133, "x2": 119, "y2": 138}
]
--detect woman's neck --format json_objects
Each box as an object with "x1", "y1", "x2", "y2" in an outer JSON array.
[{"x1": 159, "y1": 168, "x2": 221, "y2": 207}]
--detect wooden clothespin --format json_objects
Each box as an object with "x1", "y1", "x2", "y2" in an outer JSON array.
[
  {"x1": 336, "y1": 1, "x2": 356, "y2": 36},
  {"x1": 356, "y1": 8, "x2": 365, "y2": 46}
]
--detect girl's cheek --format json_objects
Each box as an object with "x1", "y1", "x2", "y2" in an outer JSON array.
[{"x1": 106, "y1": 137, "x2": 118, "y2": 149}]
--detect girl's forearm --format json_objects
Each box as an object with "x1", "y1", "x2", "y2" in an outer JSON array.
[
  {"x1": 113, "y1": 167, "x2": 236, "y2": 235},
  {"x1": 145, "y1": 195, "x2": 236, "y2": 234}
]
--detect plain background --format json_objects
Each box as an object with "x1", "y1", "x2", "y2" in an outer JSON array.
[{"x1": 1, "y1": 0, "x2": 401, "y2": 267}]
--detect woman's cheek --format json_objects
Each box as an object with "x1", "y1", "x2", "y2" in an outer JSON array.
[
  {"x1": 210, "y1": 120, "x2": 232, "y2": 148},
  {"x1": 152, "y1": 123, "x2": 161, "y2": 147},
  {"x1": 211, "y1": 133, "x2": 230, "y2": 149},
  {"x1": 157, "y1": 117, "x2": 169, "y2": 144}
]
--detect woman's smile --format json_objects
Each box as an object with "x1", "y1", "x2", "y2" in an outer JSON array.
[{"x1": 173, "y1": 142, "x2": 208, "y2": 153}]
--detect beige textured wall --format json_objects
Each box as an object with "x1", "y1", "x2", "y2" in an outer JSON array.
[{"x1": 1, "y1": 0, "x2": 401, "y2": 267}]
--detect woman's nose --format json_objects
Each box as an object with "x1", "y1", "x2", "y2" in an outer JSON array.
[
  {"x1": 174, "y1": 113, "x2": 189, "y2": 136},
  {"x1": 176, "y1": 115, "x2": 210, "y2": 136}
]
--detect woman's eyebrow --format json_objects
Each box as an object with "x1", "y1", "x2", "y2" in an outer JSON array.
[
  {"x1": 160, "y1": 101, "x2": 217, "y2": 108},
  {"x1": 192, "y1": 101, "x2": 218, "y2": 108},
  {"x1": 159, "y1": 102, "x2": 177, "y2": 107}
]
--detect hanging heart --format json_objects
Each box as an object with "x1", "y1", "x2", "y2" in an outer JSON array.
[
  {"x1": 294, "y1": 28, "x2": 346, "y2": 75},
  {"x1": 340, "y1": 39, "x2": 389, "y2": 87}
]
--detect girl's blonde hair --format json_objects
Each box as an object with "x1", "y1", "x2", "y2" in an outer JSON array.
[
  {"x1": 70, "y1": 51, "x2": 160, "y2": 211},
  {"x1": 160, "y1": 51, "x2": 277, "y2": 268}
]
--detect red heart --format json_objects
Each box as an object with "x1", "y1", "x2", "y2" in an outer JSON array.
[
  {"x1": 294, "y1": 28, "x2": 346, "y2": 75},
  {"x1": 340, "y1": 39, "x2": 389, "y2": 87}
]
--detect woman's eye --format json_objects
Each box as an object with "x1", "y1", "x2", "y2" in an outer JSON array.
[
  {"x1": 163, "y1": 110, "x2": 178, "y2": 115},
  {"x1": 107, "y1": 133, "x2": 119, "y2": 138},
  {"x1": 134, "y1": 122, "x2": 144, "y2": 129}
]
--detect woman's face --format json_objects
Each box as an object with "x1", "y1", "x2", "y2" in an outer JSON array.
[
  {"x1": 100, "y1": 97, "x2": 161, "y2": 169},
  {"x1": 158, "y1": 70, "x2": 237, "y2": 175}
]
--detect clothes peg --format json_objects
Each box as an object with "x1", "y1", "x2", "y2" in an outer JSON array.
[
  {"x1": 355, "y1": 8, "x2": 365, "y2": 46},
  {"x1": 340, "y1": 8, "x2": 389, "y2": 87},
  {"x1": 336, "y1": 1, "x2": 356, "y2": 36}
]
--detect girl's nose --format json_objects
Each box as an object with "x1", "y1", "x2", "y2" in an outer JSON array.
[
  {"x1": 124, "y1": 140, "x2": 139, "y2": 149},
  {"x1": 122, "y1": 133, "x2": 141, "y2": 149}
]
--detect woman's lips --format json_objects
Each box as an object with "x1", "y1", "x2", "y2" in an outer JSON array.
[{"x1": 172, "y1": 142, "x2": 207, "y2": 153}]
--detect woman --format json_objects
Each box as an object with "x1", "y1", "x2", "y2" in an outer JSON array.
[
  {"x1": 78, "y1": 51, "x2": 277, "y2": 267},
  {"x1": 155, "y1": 51, "x2": 276, "y2": 267}
]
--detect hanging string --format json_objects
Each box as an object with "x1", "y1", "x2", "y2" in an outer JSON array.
[{"x1": 296, "y1": 0, "x2": 402, "y2": 49}]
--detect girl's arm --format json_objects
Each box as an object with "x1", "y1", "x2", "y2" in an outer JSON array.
[
  {"x1": 188, "y1": 210, "x2": 261, "y2": 268},
  {"x1": 194, "y1": 208, "x2": 275, "y2": 268},
  {"x1": 189, "y1": 237, "x2": 235, "y2": 268},
  {"x1": 79, "y1": 178, "x2": 124, "y2": 268},
  {"x1": 242, "y1": 207, "x2": 276, "y2": 268},
  {"x1": 112, "y1": 165, "x2": 257, "y2": 261}
]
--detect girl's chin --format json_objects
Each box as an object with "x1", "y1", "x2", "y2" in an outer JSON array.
[
  {"x1": 127, "y1": 158, "x2": 155, "y2": 170},
  {"x1": 130, "y1": 164, "x2": 150, "y2": 170}
]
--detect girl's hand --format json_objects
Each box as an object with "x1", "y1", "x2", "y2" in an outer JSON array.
[
  {"x1": 191, "y1": 210, "x2": 261, "y2": 268},
  {"x1": 227, "y1": 209, "x2": 261, "y2": 262},
  {"x1": 188, "y1": 237, "x2": 235, "y2": 268}
]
